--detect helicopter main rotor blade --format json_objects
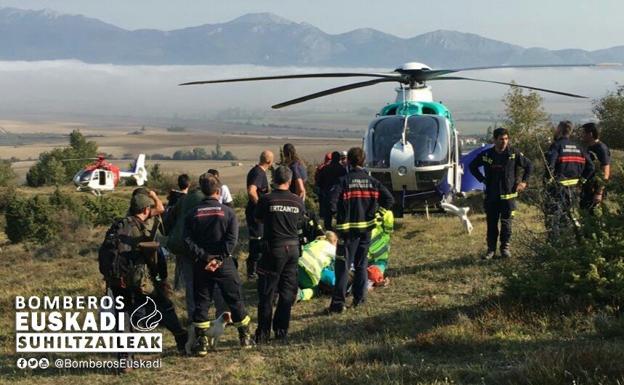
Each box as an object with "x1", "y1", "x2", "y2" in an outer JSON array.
[
  {"x1": 431, "y1": 76, "x2": 588, "y2": 98},
  {"x1": 61, "y1": 158, "x2": 99, "y2": 162},
  {"x1": 398, "y1": 63, "x2": 621, "y2": 82},
  {"x1": 271, "y1": 78, "x2": 397, "y2": 109},
  {"x1": 179, "y1": 72, "x2": 400, "y2": 86},
  {"x1": 446, "y1": 63, "x2": 621, "y2": 73}
]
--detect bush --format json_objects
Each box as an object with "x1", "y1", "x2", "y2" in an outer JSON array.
[
  {"x1": 146, "y1": 163, "x2": 180, "y2": 193},
  {"x1": 504, "y1": 164, "x2": 624, "y2": 307},
  {"x1": 5, "y1": 195, "x2": 61, "y2": 244},
  {"x1": 232, "y1": 190, "x2": 248, "y2": 208},
  {"x1": 0, "y1": 160, "x2": 16, "y2": 186},
  {"x1": 82, "y1": 196, "x2": 128, "y2": 226},
  {"x1": 4, "y1": 189, "x2": 129, "y2": 245}
]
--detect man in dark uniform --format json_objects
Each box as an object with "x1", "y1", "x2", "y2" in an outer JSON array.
[
  {"x1": 545, "y1": 121, "x2": 594, "y2": 238},
  {"x1": 469, "y1": 127, "x2": 533, "y2": 259},
  {"x1": 184, "y1": 174, "x2": 254, "y2": 356},
  {"x1": 328, "y1": 147, "x2": 394, "y2": 314},
  {"x1": 246, "y1": 150, "x2": 273, "y2": 280},
  {"x1": 580, "y1": 122, "x2": 611, "y2": 210},
  {"x1": 254, "y1": 166, "x2": 305, "y2": 343},
  {"x1": 316, "y1": 151, "x2": 347, "y2": 230}
]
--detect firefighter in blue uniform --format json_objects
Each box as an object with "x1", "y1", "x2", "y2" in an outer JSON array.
[
  {"x1": 327, "y1": 147, "x2": 394, "y2": 313},
  {"x1": 469, "y1": 127, "x2": 533, "y2": 259},
  {"x1": 184, "y1": 174, "x2": 254, "y2": 356},
  {"x1": 544, "y1": 121, "x2": 594, "y2": 238}
]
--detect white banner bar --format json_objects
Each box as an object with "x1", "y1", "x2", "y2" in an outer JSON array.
[{"x1": 16, "y1": 333, "x2": 163, "y2": 353}]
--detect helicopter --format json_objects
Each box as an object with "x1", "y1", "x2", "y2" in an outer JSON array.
[
  {"x1": 72, "y1": 154, "x2": 147, "y2": 195},
  {"x1": 179, "y1": 62, "x2": 616, "y2": 219}
]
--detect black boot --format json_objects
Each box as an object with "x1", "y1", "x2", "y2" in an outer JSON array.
[
  {"x1": 238, "y1": 326, "x2": 255, "y2": 348},
  {"x1": 254, "y1": 328, "x2": 270, "y2": 345},
  {"x1": 274, "y1": 329, "x2": 289, "y2": 345},
  {"x1": 174, "y1": 330, "x2": 188, "y2": 355},
  {"x1": 192, "y1": 327, "x2": 209, "y2": 357}
]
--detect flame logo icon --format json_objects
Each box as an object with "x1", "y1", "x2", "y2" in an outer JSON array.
[{"x1": 130, "y1": 297, "x2": 162, "y2": 332}]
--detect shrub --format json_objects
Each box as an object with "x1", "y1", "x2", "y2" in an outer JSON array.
[
  {"x1": 504, "y1": 163, "x2": 624, "y2": 307},
  {"x1": 232, "y1": 190, "x2": 248, "y2": 208},
  {"x1": 82, "y1": 196, "x2": 128, "y2": 226},
  {"x1": 4, "y1": 189, "x2": 128, "y2": 245},
  {"x1": 0, "y1": 160, "x2": 16, "y2": 186},
  {"x1": 5, "y1": 195, "x2": 60, "y2": 244}
]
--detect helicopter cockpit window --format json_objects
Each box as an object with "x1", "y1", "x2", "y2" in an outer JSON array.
[
  {"x1": 99, "y1": 171, "x2": 107, "y2": 185},
  {"x1": 370, "y1": 115, "x2": 449, "y2": 167},
  {"x1": 79, "y1": 171, "x2": 93, "y2": 183}
]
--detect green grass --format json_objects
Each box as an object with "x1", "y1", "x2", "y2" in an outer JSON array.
[{"x1": 1, "y1": 199, "x2": 623, "y2": 384}]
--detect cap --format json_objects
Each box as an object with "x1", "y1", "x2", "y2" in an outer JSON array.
[
  {"x1": 130, "y1": 193, "x2": 152, "y2": 214},
  {"x1": 340, "y1": 150, "x2": 347, "y2": 158}
]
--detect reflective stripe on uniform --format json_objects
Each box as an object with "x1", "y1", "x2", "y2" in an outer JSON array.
[
  {"x1": 232, "y1": 315, "x2": 251, "y2": 328},
  {"x1": 194, "y1": 320, "x2": 211, "y2": 329},
  {"x1": 299, "y1": 241, "x2": 334, "y2": 286},
  {"x1": 500, "y1": 192, "x2": 518, "y2": 200},
  {"x1": 335, "y1": 219, "x2": 377, "y2": 231},
  {"x1": 559, "y1": 179, "x2": 579, "y2": 186}
]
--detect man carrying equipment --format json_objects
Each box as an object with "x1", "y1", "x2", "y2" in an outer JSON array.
[
  {"x1": 246, "y1": 150, "x2": 273, "y2": 279},
  {"x1": 327, "y1": 147, "x2": 394, "y2": 313},
  {"x1": 99, "y1": 193, "x2": 187, "y2": 365},
  {"x1": 469, "y1": 127, "x2": 532, "y2": 259},
  {"x1": 254, "y1": 166, "x2": 305, "y2": 343},
  {"x1": 184, "y1": 174, "x2": 254, "y2": 356}
]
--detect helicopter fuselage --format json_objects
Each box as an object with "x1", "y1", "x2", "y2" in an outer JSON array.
[{"x1": 363, "y1": 99, "x2": 462, "y2": 215}]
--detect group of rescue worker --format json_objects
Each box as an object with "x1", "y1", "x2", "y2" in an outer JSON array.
[
  {"x1": 100, "y1": 143, "x2": 394, "y2": 364},
  {"x1": 469, "y1": 121, "x2": 610, "y2": 259},
  {"x1": 100, "y1": 120, "x2": 610, "y2": 365}
]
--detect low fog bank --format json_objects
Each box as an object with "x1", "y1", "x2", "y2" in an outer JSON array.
[{"x1": 0, "y1": 61, "x2": 620, "y2": 124}]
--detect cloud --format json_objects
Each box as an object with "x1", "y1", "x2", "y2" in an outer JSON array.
[{"x1": 0, "y1": 60, "x2": 619, "y2": 120}]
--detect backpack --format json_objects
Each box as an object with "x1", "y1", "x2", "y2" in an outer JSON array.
[{"x1": 98, "y1": 217, "x2": 148, "y2": 290}]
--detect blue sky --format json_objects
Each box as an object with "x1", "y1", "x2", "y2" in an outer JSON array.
[{"x1": 0, "y1": 0, "x2": 621, "y2": 50}]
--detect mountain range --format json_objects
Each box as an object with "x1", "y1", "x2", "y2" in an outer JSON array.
[{"x1": 1, "y1": 7, "x2": 623, "y2": 67}]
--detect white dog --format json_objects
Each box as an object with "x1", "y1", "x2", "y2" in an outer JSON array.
[
  {"x1": 440, "y1": 202, "x2": 474, "y2": 234},
  {"x1": 185, "y1": 311, "x2": 232, "y2": 355}
]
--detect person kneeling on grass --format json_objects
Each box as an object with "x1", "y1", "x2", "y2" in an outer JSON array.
[{"x1": 297, "y1": 231, "x2": 338, "y2": 302}]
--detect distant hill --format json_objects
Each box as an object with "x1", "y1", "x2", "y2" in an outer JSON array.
[{"x1": 1, "y1": 7, "x2": 623, "y2": 67}]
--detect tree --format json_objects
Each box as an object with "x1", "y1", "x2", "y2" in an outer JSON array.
[
  {"x1": 502, "y1": 84, "x2": 551, "y2": 160},
  {"x1": 503, "y1": 84, "x2": 550, "y2": 135},
  {"x1": 0, "y1": 160, "x2": 16, "y2": 186},
  {"x1": 593, "y1": 84, "x2": 624, "y2": 150},
  {"x1": 26, "y1": 130, "x2": 98, "y2": 187}
]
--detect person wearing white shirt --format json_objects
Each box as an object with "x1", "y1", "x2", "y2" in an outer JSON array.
[{"x1": 207, "y1": 168, "x2": 233, "y2": 207}]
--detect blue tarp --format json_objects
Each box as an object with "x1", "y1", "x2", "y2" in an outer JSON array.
[{"x1": 460, "y1": 144, "x2": 492, "y2": 193}]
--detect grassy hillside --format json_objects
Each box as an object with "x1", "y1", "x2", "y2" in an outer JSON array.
[{"x1": 1, "y1": 189, "x2": 623, "y2": 385}]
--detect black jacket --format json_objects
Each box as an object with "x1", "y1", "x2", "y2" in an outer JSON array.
[
  {"x1": 469, "y1": 146, "x2": 532, "y2": 201},
  {"x1": 546, "y1": 137, "x2": 594, "y2": 183},
  {"x1": 183, "y1": 197, "x2": 238, "y2": 262},
  {"x1": 316, "y1": 161, "x2": 347, "y2": 192},
  {"x1": 329, "y1": 167, "x2": 394, "y2": 234}
]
